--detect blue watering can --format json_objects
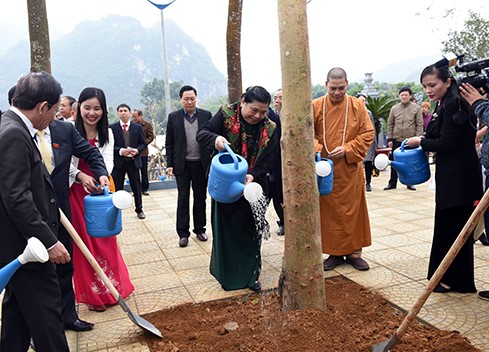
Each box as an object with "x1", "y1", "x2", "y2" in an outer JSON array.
[
  {"x1": 208, "y1": 144, "x2": 249, "y2": 203},
  {"x1": 316, "y1": 153, "x2": 333, "y2": 196},
  {"x1": 84, "y1": 186, "x2": 132, "y2": 237},
  {"x1": 374, "y1": 140, "x2": 430, "y2": 185}
]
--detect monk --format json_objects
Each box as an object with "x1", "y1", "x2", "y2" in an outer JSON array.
[{"x1": 313, "y1": 67, "x2": 375, "y2": 271}]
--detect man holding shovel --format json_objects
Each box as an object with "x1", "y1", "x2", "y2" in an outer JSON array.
[{"x1": 0, "y1": 71, "x2": 70, "y2": 352}]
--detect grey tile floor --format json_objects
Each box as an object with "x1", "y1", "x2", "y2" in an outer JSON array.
[{"x1": 2, "y1": 164, "x2": 488, "y2": 351}]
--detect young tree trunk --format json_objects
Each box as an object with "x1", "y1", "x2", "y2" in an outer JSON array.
[
  {"x1": 277, "y1": 0, "x2": 326, "y2": 311},
  {"x1": 27, "y1": 0, "x2": 51, "y2": 73},
  {"x1": 226, "y1": 0, "x2": 243, "y2": 103}
]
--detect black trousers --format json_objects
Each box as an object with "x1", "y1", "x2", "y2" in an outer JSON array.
[
  {"x1": 112, "y1": 160, "x2": 143, "y2": 213},
  {"x1": 364, "y1": 160, "x2": 374, "y2": 185},
  {"x1": 56, "y1": 225, "x2": 77, "y2": 325},
  {"x1": 269, "y1": 179, "x2": 284, "y2": 226},
  {"x1": 140, "y1": 156, "x2": 149, "y2": 192},
  {"x1": 387, "y1": 140, "x2": 402, "y2": 186},
  {"x1": 0, "y1": 263, "x2": 69, "y2": 352},
  {"x1": 175, "y1": 160, "x2": 207, "y2": 238}
]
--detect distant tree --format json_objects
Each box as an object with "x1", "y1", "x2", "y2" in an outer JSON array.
[
  {"x1": 140, "y1": 78, "x2": 183, "y2": 133},
  {"x1": 346, "y1": 82, "x2": 364, "y2": 97},
  {"x1": 27, "y1": 0, "x2": 51, "y2": 73},
  {"x1": 442, "y1": 11, "x2": 489, "y2": 60},
  {"x1": 226, "y1": 0, "x2": 243, "y2": 103},
  {"x1": 311, "y1": 84, "x2": 326, "y2": 99},
  {"x1": 277, "y1": 0, "x2": 326, "y2": 312},
  {"x1": 365, "y1": 96, "x2": 397, "y2": 124},
  {"x1": 199, "y1": 96, "x2": 227, "y2": 116}
]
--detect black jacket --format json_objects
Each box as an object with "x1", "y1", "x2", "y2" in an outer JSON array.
[{"x1": 421, "y1": 86, "x2": 482, "y2": 209}]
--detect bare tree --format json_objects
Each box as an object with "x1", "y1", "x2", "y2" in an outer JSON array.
[
  {"x1": 277, "y1": 0, "x2": 326, "y2": 311},
  {"x1": 27, "y1": 0, "x2": 51, "y2": 73},
  {"x1": 226, "y1": 0, "x2": 243, "y2": 103}
]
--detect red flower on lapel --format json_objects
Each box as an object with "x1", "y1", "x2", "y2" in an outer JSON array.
[{"x1": 52, "y1": 143, "x2": 60, "y2": 149}]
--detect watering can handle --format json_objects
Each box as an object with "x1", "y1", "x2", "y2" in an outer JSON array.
[
  {"x1": 400, "y1": 139, "x2": 407, "y2": 152},
  {"x1": 103, "y1": 185, "x2": 109, "y2": 196},
  {"x1": 223, "y1": 144, "x2": 239, "y2": 170},
  {"x1": 316, "y1": 152, "x2": 321, "y2": 162}
]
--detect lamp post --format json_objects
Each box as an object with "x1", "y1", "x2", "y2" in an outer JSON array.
[{"x1": 147, "y1": 0, "x2": 176, "y2": 118}]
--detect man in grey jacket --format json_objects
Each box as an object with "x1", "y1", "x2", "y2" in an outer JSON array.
[{"x1": 384, "y1": 86, "x2": 423, "y2": 190}]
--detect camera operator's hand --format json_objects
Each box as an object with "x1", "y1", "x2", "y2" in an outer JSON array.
[{"x1": 459, "y1": 82, "x2": 487, "y2": 105}]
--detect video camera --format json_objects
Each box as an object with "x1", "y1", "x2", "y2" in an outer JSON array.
[{"x1": 435, "y1": 53, "x2": 489, "y2": 94}]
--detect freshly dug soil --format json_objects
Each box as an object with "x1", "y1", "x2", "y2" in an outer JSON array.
[{"x1": 145, "y1": 276, "x2": 479, "y2": 352}]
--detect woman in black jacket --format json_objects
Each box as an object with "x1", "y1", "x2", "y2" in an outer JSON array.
[{"x1": 406, "y1": 63, "x2": 482, "y2": 293}]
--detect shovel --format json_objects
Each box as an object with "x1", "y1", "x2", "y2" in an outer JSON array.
[
  {"x1": 372, "y1": 189, "x2": 489, "y2": 352},
  {"x1": 59, "y1": 209, "x2": 163, "y2": 338}
]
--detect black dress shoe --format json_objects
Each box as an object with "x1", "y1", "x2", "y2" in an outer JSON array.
[
  {"x1": 142, "y1": 191, "x2": 149, "y2": 196},
  {"x1": 179, "y1": 237, "x2": 189, "y2": 247},
  {"x1": 137, "y1": 211, "x2": 146, "y2": 219},
  {"x1": 65, "y1": 319, "x2": 94, "y2": 332},
  {"x1": 196, "y1": 232, "x2": 208, "y2": 242},
  {"x1": 406, "y1": 185, "x2": 416, "y2": 191},
  {"x1": 383, "y1": 184, "x2": 396, "y2": 190},
  {"x1": 479, "y1": 233, "x2": 489, "y2": 246},
  {"x1": 249, "y1": 281, "x2": 261, "y2": 292},
  {"x1": 433, "y1": 283, "x2": 452, "y2": 293}
]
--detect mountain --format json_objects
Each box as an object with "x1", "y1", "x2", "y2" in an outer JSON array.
[
  {"x1": 363, "y1": 54, "x2": 441, "y2": 84},
  {"x1": 0, "y1": 15, "x2": 227, "y2": 111}
]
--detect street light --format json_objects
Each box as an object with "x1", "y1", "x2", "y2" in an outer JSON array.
[{"x1": 147, "y1": 0, "x2": 176, "y2": 118}]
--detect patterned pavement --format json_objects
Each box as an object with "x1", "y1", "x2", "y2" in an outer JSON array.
[{"x1": 1, "y1": 165, "x2": 488, "y2": 351}]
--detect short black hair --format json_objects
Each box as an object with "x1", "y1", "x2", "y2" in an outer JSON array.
[
  {"x1": 399, "y1": 86, "x2": 413, "y2": 95},
  {"x1": 8, "y1": 85, "x2": 16, "y2": 105},
  {"x1": 179, "y1": 85, "x2": 197, "y2": 98},
  {"x1": 117, "y1": 103, "x2": 131, "y2": 111},
  {"x1": 13, "y1": 71, "x2": 62, "y2": 110},
  {"x1": 63, "y1": 95, "x2": 76, "y2": 106}
]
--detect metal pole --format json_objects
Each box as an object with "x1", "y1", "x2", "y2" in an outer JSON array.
[{"x1": 160, "y1": 9, "x2": 171, "y2": 118}]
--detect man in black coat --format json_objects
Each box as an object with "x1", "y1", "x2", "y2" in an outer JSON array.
[
  {"x1": 0, "y1": 71, "x2": 70, "y2": 352},
  {"x1": 49, "y1": 119, "x2": 109, "y2": 331},
  {"x1": 110, "y1": 103, "x2": 147, "y2": 219},
  {"x1": 166, "y1": 85, "x2": 212, "y2": 247}
]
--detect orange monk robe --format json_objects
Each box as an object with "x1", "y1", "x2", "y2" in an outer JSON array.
[{"x1": 312, "y1": 95, "x2": 374, "y2": 255}]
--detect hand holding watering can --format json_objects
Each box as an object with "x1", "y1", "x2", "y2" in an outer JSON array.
[
  {"x1": 374, "y1": 138, "x2": 430, "y2": 185},
  {"x1": 208, "y1": 136, "x2": 264, "y2": 203}
]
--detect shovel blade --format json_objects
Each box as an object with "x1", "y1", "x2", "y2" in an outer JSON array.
[
  {"x1": 118, "y1": 296, "x2": 163, "y2": 338},
  {"x1": 372, "y1": 333, "x2": 398, "y2": 352}
]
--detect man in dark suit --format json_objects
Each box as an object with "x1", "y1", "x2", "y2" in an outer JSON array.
[
  {"x1": 0, "y1": 71, "x2": 70, "y2": 351},
  {"x1": 110, "y1": 103, "x2": 147, "y2": 219},
  {"x1": 268, "y1": 89, "x2": 285, "y2": 236},
  {"x1": 49, "y1": 119, "x2": 109, "y2": 331},
  {"x1": 166, "y1": 85, "x2": 212, "y2": 247},
  {"x1": 132, "y1": 108, "x2": 155, "y2": 195}
]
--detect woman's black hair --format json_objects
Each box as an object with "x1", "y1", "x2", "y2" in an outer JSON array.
[
  {"x1": 420, "y1": 63, "x2": 475, "y2": 127},
  {"x1": 242, "y1": 86, "x2": 271, "y2": 105},
  {"x1": 75, "y1": 87, "x2": 109, "y2": 147}
]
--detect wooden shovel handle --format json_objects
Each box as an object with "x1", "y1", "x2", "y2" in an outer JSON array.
[
  {"x1": 395, "y1": 189, "x2": 489, "y2": 339},
  {"x1": 59, "y1": 209, "x2": 121, "y2": 301}
]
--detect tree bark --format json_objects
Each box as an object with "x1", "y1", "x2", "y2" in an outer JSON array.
[
  {"x1": 27, "y1": 0, "x2": 51, "y2": 73},
  {"x1": 226, "y1": 0, "x2": 243, "y2": 103},
  {"x1": 277, "y1": 0, "x2": 326, "y2": 311}
]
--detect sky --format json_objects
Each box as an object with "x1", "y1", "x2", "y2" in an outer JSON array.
[{"x1": 0, "y1": 0, "x2": 487, "y2": 92}]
